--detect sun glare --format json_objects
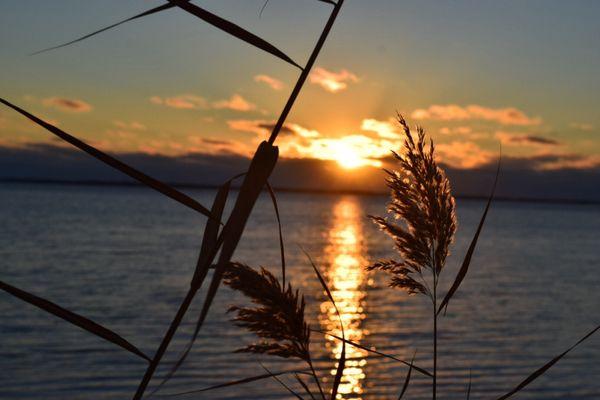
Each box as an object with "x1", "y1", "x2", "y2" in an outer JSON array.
[
  {"x1": 286, "y1": 134, "x2": 387, "y2": 170},
  {"x1": 334, "y1": 142, "x2": 366, "y2": 169}
]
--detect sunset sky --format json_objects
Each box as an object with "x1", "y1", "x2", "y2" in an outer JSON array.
[{"x1": 1, "y1": 1, "x2": 599, "y2": 177}]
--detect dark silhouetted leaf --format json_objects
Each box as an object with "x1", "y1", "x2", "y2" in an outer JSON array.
[
  {"x1": 302, "y1": 249, "x2": 345, "y2": 400},
  {"x1": 397, "y1": 352, "x2": 416, "y2": 399},
  {"x1": 295, "y1": 372, "x2": 317, "y2": 400},
  {"x1": 133, "y1": 142, "x2": 278, "y2": 400},
  {"x1": 166, "y1": 0, "x2": 301, "y2": 69},
  {"x1": 31, "y1": 3, "x2": 184, "y2": 55},
  {"x1": 162, "y1": 369, "x2": 310, "y2": 396},
  {"x1": 189, "y1": 141, "x2": 279, "y2": 351},
  {"x1": 266, "y1": 182, "x2": 286, "y2": 286},
  {"x1": 147, "y1": 177, "x2": 239, "y2": 397},
  {"x1": 466, "y1": 370, "x2": 472, "y2": 400},
  {"x1": 191, "y1": 179, "x2": 233, "y2": 288},
  {"x1": 267, "y1": 0, "x2": 344, "y2": 144},
  {"x1": 312, "y1": 329, "x2": 431, "y2": 377},
  {"x1": 495, "y1": 323, "x2": 600, "y2": 400},
  {"x1": 0, "y1": 98, "x2": 214, "y2": 219},
  {"x1": 260, "y1": 362, "x2": 304, "y2": 400},
  {"x1": 0, "y1": 280, "x2": 149, "y2": 362},
  {"x1": 438, "y1": 156, "x2": 501, "y2": 315}
]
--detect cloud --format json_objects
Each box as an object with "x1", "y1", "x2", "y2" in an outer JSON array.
[
  {"x1": 150, "y1": 94, "x2": 208, "y2": 110},
  {"x1": 254, "y1": 74, "x2": 284, "y2": 91},
  {"x1": 495, "y1": 131, "x2": 560, "y2": 147},
  {"x1": 570, "y1": 122, "x2": 594, "y2": 132},
  {"x1": 151, "y1": 93, "x2": 256, "y2": 112},
  {"x1": 309, "y1": 67, "x2": 358, "y2": 93},
  {"x1": 361, "y1": 118, "x2": 402, "y2": 139},
  {"x1": 228, "y1": 119, "x2": 320, "y2": 138},
  {"x1": 439, "y1": 126, "x2": 471, "y2": 135},
  {"x1": 436, "y1": 141, "x2": 495, "y2": 169},
  {"x1": 212, "y1": 94, "x2": 256, "y2": 112},
  {"x1": 42, "y1": 97, "x2": 92, "y2": 113},
  {"x1": 113, "y1": 121, "x2": 147, "y2": 131},
  {"x1": 499, "y1": 152, "x2": 600, "y2": 171},
  {"x1": 412, "y1": 104, "x2": 541, "y2": 126},
  {"x1": 187, "y1": 136, "x2": 251, "y2": 156}
]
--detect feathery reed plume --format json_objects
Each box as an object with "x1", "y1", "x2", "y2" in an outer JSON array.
[
  {"x1": 368, "y1": 115, "x2": 457, "y2": 400},
  {"x1": 223, "y1": 262, "x2": 311, "y2": 362},
  {"x1": 368, "y1": 114, "x2": 456, "y2": 297}
]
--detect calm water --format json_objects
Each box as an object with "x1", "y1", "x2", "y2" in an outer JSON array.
[{"x1": 1, "y1": 183, "x2": 599, "y2": 400}]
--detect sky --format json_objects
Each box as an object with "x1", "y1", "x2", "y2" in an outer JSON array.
[{"x1": 1, "y1": 1, "x2": 599, "y2": 195}]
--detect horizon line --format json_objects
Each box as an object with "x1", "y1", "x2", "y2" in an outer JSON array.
[{"x1": 2, "y1": 178, "x2": 599, "y2": 206}]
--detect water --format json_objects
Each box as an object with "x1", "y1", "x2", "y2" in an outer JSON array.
[{"x1": 1, "y1": 183, "x2": 599, "y2": 399}]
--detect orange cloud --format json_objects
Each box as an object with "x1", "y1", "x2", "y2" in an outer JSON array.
[
  {"x1": 309, "y1": 67, "x2": 358, "y2": 93},
  {"x1": 436, "y1": 141, "x2": 495, "y2": 169},
  {"x1": 227, "y1": 119, "x2": 320, "y2": 138},
  {"x1": 151, "y1": 93, "x2": 256, "y2": 112},
  {"x1": 212, "y1": 94, "x2": 256, "y2": 112},
  {"x1": 42, "y1": 97, "x2": 92, "y2": 113},
  {"x1": 188, "y1": 136, "x2": 251, "y2": 156},
  {"x1": 361, "y1": 118, "x2": 402, "y2": 139},
  {"x1": 150, "y1": 94, "x2": 208, "y2": 110},
  {"x1": 412, "y1": 104, "x2": 541, "y2": 126},
  {"x1": 113, "y1": 121, "x2": 146, "y2": 131},
  {"x1": 254, "y1": 74, "x2": 284, "y2": 91}
]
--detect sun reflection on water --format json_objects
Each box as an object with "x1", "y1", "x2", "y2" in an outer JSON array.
[{"x1": 320, "y1": 197, "x2": 371, "y2": 399}]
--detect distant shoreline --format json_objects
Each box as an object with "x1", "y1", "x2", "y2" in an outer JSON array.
[{"x1": 2, "y1": 178, "x2": 599, "y2": 206}]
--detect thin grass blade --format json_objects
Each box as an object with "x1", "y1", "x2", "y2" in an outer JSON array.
[
  {"x1": 301, "y1": 249, "x2": 345, "y2": 400},
  {"x1": 466, "y1": 370, "x2": 472, "y2": 400},
  {"x1": 133, "y1": 142, "x2": 279, "y2": 400},
  {"x1": 191, "y1": 180, "x2": 231, "y2": 288},
  {"x1": 266, "y1": 182, "x2": 286, "y2": 286},
  {"x1": 397, "y1": 352, "x2": 416, "y2": 399},
  {"x1": 148, "y1": 176, "x2": 244, "y2": 397},
  {"x1": 313, "y1": 329, "x2": 431, "y2": 377},
  {"x1": 259, "y1": 361, "x2": 305, "y2": 400},
  {"x1": 31, "y1": 3, "x2": 183, "y2": 55},
  {"x1": 162, "y1": 369, "x2": 310, "y2": 396},
  {"x1": 0, "y1": 98, "x2": 214, "y2": 219},
  {"x1": 295, "y1": 373, "x2": 317, "y2": 400},
  {"x1": 438, "y1": 155, "x2": 501, "y2": 316},
  {"x1": 187, "y1": 141, "x2": 279, "y2": 347},
  {"x1": 166, "y1": 0, "x2": 301, "y2": 69},
  {"x1": 0, "y1": 280, "x2": 150, "y2": 362},
  {"x1": 495, "y1": 323, "x2": 600, "y2": 400}
]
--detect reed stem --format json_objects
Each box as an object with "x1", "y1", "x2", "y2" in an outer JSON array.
[
  {"x1": 432, "y1": 271, "x2": 438, "y2": 400},
  {"x1": 307, "y1": 357, "x2": 326, "y2": 400},
  {"x1": 433, "y1": 299, "x2": 437, "y2": 400},
  {"x1": 268, "y1": 0, "x2": 344, "y2": 145}
]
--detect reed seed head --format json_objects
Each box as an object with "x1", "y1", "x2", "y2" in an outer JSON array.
[
  {"x1": 368, "y1": 115, "x2": 457, "y2": 295},
  {"x1": 223, "y1": 262, "x2": 311, "y2": 361}
]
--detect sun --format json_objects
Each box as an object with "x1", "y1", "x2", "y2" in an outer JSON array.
[{"x1": 333, "y1": 142, "x2": 365, "y2": 169}]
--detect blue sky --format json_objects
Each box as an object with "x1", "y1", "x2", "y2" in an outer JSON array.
[{"x1": 1, "y1": 0, "x2": 599, "y2": 171}]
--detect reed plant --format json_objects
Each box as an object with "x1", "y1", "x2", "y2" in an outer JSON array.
[
  {"x1": 1, "y1": 2, "x2": 600, "y2": 400},
  {"x1": 1, "y1": 1, "x2": 347, "y2": 398}
]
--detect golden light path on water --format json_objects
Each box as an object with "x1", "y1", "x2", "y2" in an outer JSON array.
[{"x1": 320, "y1": 197, "x2": 372, "y2": 399}]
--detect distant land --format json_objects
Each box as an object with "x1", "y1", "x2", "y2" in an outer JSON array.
[{"x1": 1, "y1": 143, "x2": 599, "y2": 204}]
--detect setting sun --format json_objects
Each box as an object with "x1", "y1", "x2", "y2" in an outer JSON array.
[{"x1": 334, "y1": 142, "x2": 366, "y2": 169}]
